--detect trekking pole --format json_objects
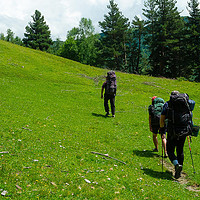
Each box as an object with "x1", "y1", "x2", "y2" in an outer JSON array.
[
  {"x1": 162, "y1": 142, "x2": 163, "y2": 173},
  {"x1": 187, "y1": 136, "x2": 196, "y2": 174}
]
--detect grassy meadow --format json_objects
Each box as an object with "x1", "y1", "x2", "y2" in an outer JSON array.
[{"x1": 0, "y1": 40, "x2": 200, "y2": 199}]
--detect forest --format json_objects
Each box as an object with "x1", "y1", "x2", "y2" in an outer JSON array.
[{"x1": 1, "y1": 0, "x2": 200, "y2": 82}]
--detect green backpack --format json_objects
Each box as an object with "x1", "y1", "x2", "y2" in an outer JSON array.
[{"x1": 151, "y1": 97, "x2": 165, "y2": 126}]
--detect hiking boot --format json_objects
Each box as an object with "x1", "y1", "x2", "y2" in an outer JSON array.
[
  {"x1": 175, "y1": 164, "x2": 183, "y2": 179},
  {"x1": 153, "y1": 148, "x2": 158, "y2": 152},
  {"x1": 112, "y1": 115, "x2": 115, "y2": 118},
  {"x1": 105, "y1": 112, "x2": 110, "y2": 117},
  {"x1": 164, "y1": 153, "x2": 168, "y2": 158}
]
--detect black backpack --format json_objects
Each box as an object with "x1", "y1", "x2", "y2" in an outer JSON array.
[
  {"x1": 151, "y1": 97, "x2": 165, "y2": 126},
  {"x1": 106, "y1": 71, "x2": 117, "y2": 95},
  {"x1": 167, "y1": 93, "x2": 192, "y2": 138}
]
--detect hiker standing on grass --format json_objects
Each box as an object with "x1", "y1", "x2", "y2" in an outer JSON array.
[
  {"x1": 148, "y1": 96, "x2": 167, "y2": 157},
  {"x1": 101, "y1": 71, "x2": 117, "y2": 117},
  {"x1": 160, "y1": 91, "x2": 195, "y2": 179}
]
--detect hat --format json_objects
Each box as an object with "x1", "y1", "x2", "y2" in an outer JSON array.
[{"x1": 152, "y1": 96, "x2": 157, "y2": 101}]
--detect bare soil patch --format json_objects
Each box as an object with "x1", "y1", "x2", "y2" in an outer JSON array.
[{"x1": 163, "y1": 160, "x2": 200, "y2": 192}]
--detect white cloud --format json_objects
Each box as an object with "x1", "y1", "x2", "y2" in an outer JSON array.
[
  {"x1": 118, "y1": 0, "x2": 142, "y2": 10},
  {"x1": 0, "y1": 0, "x2": 190, "y2": 41}
]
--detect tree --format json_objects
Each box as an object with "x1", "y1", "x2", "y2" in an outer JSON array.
[
  {"x1": 59, "y1": 37, "x2": 79, "y2": 61},
  {"x1": 23, "y1": 10, "x2": 52, "y2": 51},
  {"x1": 186, "y1": 0, "x2": 200, "y2": 81},
  {"x1": 60, "y1": 18, "x2": 99, "y2": 66},
  {"x1": 48, "y1": 38, "x2": 64, "y2": 55},
  {"x1": 99, "y1": 0, "x2": 130, "y2": 70},
  {"x1": 5, "y1": 29, "x2": 14, "y2": 43},
  {"x1": 132, "y1": 16, "x2": 146, "y2": 74},
  {"x1": 14, "y1": 36, "x2": 23, "y2": 45},
  {"x1": 0, "y1": 33, "x2": 5, "y2": 40},
  {"x1": 142, "y1": 0, "x2": 158, "y2": 74},
  {"x1": 77, "y1": 18, "x2": 99, "y2": 65},
  {"x1": 143, "y1": 0, "x2": 184, "y2": 78}
]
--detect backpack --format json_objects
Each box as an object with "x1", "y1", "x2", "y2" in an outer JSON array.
[
  {"x1": 106, "y1": 71, "x2": 117, "y2": 95},
  {"x1": 151, "y1": 97, "x2": 165, "y2": 126},
  {"x1": 167, "y1": 93, "x2": 192, "y2": 138}
]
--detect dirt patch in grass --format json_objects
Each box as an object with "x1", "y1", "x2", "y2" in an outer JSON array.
[{"x1": 163, "y1": 160, "x2": 200, "y2": 192}]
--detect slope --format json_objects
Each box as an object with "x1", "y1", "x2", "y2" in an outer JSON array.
[{"x1": 0, "y1": 40, "x2": 200, "y2": 199}]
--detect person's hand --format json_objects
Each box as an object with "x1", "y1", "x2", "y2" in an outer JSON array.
[{"x1": 150, "y1": 126, "x2": 153, "y2": 132}]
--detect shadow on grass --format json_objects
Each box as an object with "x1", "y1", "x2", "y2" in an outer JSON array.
[
  {"x1": 142, "y1": 167, "x2": 173, "y2": 180},
  {"x1": 92, "y1": 113, "x2": 107, "y2": 118},
  {"x1": 132, "y1": 149, "x2": 160, "y2": 158}
]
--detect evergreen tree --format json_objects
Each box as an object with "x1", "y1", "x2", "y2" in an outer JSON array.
[
  {"x1": 143, "y1": 0, "x2": 184, "y2": 78},
  {"x1": 14, "y1": 36, "x2": 23, "y2": 46},
  {"x1": 186, "y1": 0, "x2": 200, "y2": 81},
  {"x1": 126, "y1": 27, "x2": 138, "y2": 73},
  {"x1": 23, "y1": 10, "x2": 52, "y2": 51},
  {"x1": 142, "y1": 0, "x2": 158, "y2": 74},
  {"x1": 132, "y1": 16, "x2": 145, "y2": 74},
  {"x1": 99, "y1": 0, "x2": 130, "y2": 70},
  {"x1": 6, "y1": 29, "x2": 14, "y2": 43},
  {"x1": 48, "y1": 38, "x2": 64, "y2": 55}
]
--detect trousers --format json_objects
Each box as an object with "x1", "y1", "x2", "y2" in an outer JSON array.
[
  {"x1": 104, "y1": 94, "x2": 115, "y2": 115},
  {"x1": 167, "y1": 135, "x2": 186, "y2": 165}
]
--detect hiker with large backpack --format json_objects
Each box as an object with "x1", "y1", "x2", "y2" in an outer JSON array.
[
  {"x1": 101, "y1": 71, "x2": 117, "y2": 117},
  {"x1": 160, "y1": 91, "x2": 195, "y2": 179},
  {"x1": 148, "y1": 96, "x2": 167, "y2": 157}
]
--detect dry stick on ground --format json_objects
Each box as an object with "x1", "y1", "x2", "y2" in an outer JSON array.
[{"x1": 91, "y1": 152, "x2": 126, "y2": 165}]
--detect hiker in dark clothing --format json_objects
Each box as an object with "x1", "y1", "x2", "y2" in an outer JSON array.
[
  {"x1": 101, "y1": 72, "x2": 116, "y2": 117},
  {"x1": 160, "y1": 91, "x2": 195, "y2": 179},
  {"x1": 148, "y1": 96, "x2": 167, "y2": 157}
]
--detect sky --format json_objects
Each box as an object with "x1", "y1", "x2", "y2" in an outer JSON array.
[{"x1": 0, "y1": 0, "x2": 190, "y2": 41}]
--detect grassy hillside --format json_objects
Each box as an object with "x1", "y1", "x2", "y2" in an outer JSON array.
[{"x1": 0, "y1": 40, "x2": 200, "y2": 199}]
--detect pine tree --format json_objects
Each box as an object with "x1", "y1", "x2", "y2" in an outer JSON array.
[
  {"x1": 99, "y1": 0, "x2": 130, "y2": 70},
  {"x1": 6, "y1": 29, "x2": 14, "y2": 43},
  {"x1": 187, "y1": 0, "x2": 200, "y2": 81},
  {"x1": 132, "y1": 16, "x2": 145, "y2": 74},
  {"x1": 143, "y1": 0, "x2": 184, "y2": 78},
  {"x1": 23, "y1": 10, "x2": 52, "y2": 51},
  {"x1": 142, "y1": 0, "x2": 158, "y2": 74}
]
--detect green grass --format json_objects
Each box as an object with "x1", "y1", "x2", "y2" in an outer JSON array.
[{"x1": 0, "y1": 40, "x2": 200, "y2": 199}]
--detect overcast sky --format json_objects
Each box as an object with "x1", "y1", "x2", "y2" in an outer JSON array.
[{"x1": 0, "y1": 0, "x2": 190, "y2": 41}]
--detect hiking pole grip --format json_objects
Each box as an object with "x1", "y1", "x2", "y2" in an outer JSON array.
[{"x1": 187, "y1": 136, "x2": 191, "y2": 151}]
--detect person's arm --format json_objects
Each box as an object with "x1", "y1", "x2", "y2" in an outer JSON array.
[
  {"x1": 160, "y1": 102, "x2": 168, "y2": 128},
  {"x1": 149, "y1": 115, "x2": 152, "y2": 132},
  {"x1": 101, "y1": 87, "x2": 104, "y2": 99},
  {"x1": 188, "y1": 99, "x2": 195, "y2": 111},
  {"x1": 159, "y1": 102, "x2": 167, "y2": 135},
  {"x1": 159, "y1": 115, "x2": 166, "y2": 135},
  {"x1": 160, "y1": 115, "x2": 166, "y2": 128},
  {"x1": 101, "y1": 82, "x2": 105, "y2": 99}
]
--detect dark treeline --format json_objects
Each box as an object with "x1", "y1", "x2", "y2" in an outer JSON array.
[{"x1": 1, "y1": 0, "x2": 200, "y2": 82}]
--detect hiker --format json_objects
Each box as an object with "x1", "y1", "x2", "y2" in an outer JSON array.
[
  {"x1": 148, "y1": 96, "x2": 167, "y2": 157},
  {"x1": 101, "y1": 71, "x2": 117, "y2": 117},
  {"x1": 160, "y1": 91, "x2": 195, "y2": 179}
]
